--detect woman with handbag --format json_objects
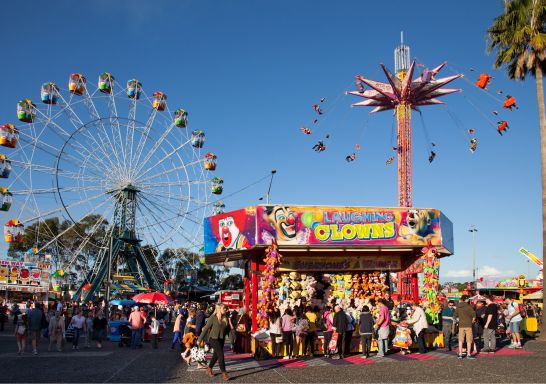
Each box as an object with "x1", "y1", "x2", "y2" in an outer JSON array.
[
  {"x1": 197, "y1": 303, "x2": 230, "y2": 382},
  {"x1": 15, "y1": 313, "x2": 28, "y2": 355}
]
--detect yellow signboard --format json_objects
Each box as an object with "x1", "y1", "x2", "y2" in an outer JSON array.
[{"x1": 279, "y1": 255, "x2": 401, "y2": 272}]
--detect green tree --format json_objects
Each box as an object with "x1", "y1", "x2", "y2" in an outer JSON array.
[
  {"x1": 219, "y1": 274, "x2": 244, "y2": 290},
  {"x1": 488, "y1": 0, "x2": 546, "y2": 333}
]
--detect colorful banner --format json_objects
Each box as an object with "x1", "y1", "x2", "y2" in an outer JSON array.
[
  {"x1": 0, "y1": 259, "x2": 50, "y2": 291},
  {"x1": 279, "y1": 255, "x2": 401, "y2": 271},
  {"x1": 204, "y1": 207, "x2": 256, "y2": 254},
  {"x1": 257, "y1": 205, "x2": 451, "y2": 250},
  {"x1": 204, "y1": 205, "x2": 454, "y2": 255}
]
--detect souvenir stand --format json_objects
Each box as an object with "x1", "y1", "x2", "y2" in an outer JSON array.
[{"x1": 204, "y1": 205, "x2": 454, "y2": 355}]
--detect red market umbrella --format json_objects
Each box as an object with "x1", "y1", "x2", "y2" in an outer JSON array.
[{"x1": 132, "y1": 291, "x2": 173, "y2": 305}]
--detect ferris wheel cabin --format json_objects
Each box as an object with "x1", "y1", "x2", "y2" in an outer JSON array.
[
  {"x1": 0, "y1": 124, "x2": 18, "y2": 149},
  {"x1": 174, "y1": 108, "x2": 188, "y2": 128},
  {"x1": 40, "y1": 82, "x2": 59, "y2": 105},
  {"x1": 127, "y1": 79, "x2": 142, "y2": 99},
  {"x1": 17, "y1": 100, "x2": 36, "y2": 123},
  {"x1": 191, "y1": 130, "x2": 205, "y2": 148},
  {"x1": 211, "y1": 177, "x2": 223, "y2": 195},
  {"x1": 68, "y1": 74, "x2": 86, "y2": 96},
  {"x1": 152, "y1": 92, "x2": 167, "y2": 111},
  {"x1": 204, "y1": 152, "x2": 217, "y2": 171},
  {"x1": 4, "y1": 219, "x2": 23, "y2": 243},
  {"x1": 98, "y1": 72, "x2": 115, "y2": 94},
  {"x1": 0, "y1": 154, "x2": 12, "y2": 178},
  {"x1": 0, "y1": 188, "x2": 12, "y2": 212}
]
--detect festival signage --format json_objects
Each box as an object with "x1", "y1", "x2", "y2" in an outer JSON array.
[
  {"x1": 279, "y1": 255, "x2": 402, "y2": 271},
  {"x1": 0, "y1": 259, "x2": 50, "y2": 292},
  {"x1": 256, "y1": 205, "x2": 453, "y2": 252},
  {"x1": 204, "y1": 205, "x2": 454, "y2": 255},
  {"x1": 204, "y1": 207, "x2": 257, "y2": 254}
]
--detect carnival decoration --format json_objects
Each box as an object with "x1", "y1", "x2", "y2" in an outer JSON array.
[
  {"x1": 68, "y1": 73, "x2": 86, "y2": 95},
  {"x1": 126, "y1": 79, "x2": 142, "y2": 99},
  {"x1": 420, "y1": 240, "x2": 441, "y2": 324},
  {"x1": 40, "y1": 82, "x2": 59, "y2": 105},
  {"x1": 257, "y1": 241, "x2": 282, "y2": 329}
]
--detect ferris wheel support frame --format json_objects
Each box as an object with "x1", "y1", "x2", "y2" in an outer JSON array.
[{"x1": 73, "y1": 185, "x2": 162, "y2": 302}]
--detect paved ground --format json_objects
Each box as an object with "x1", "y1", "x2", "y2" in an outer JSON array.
[{"x1": 0, "y1": 322, "x2": 544, "y2": 383}]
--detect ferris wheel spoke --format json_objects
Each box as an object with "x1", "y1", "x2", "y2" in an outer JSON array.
[
  {"x1": 140, "y1": 189, "x2": 207, "y2": 206},
  {"x1": 133, "y1": 138, "x2": 193, "y2": 181},
  {"x1": 130, "y1": 108, "x2": 158, "y2": 175},
  {"x1": 56, "y1": 93, "x2": 120, "y2": 171},
  {"x1": 82, "y1": 90, "x2": 126, "y2": 173},
  {"x1": 10, "y1": 161, "x2": 103, "y2": 184},
  {"x1": 137, "y1": 198, "x2": 185, "y2": 241},
  {"x1": 131, "y1": 122, "x2": 180, "y2": 178},
  {"x1": 10, "y1": 185, "x2": 104, "y2": 195},
  {"x1": 136, "y1": 159, "x2": 204, "y2": 184},
  {"x1": 107, "y1": 93, "x2": 130, "y2": 178},
  {"x1": 23, "y1": 190, "x2": 109, "y2": 224}
]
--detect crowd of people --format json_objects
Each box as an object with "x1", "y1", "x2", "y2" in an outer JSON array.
[{"x1": 0, "y1": 293, "x2": 540, "y2": 382}]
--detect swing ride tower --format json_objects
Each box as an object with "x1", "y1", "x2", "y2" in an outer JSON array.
[
  {"x1": 349, "y1": 33, "x2": 463, "y2": 207},
  {"x1": 349, "y1": 34, "x2": 462, "y2": 299},
  {"x1": 394, "y1": 39, "x2": 413, "y2": 207}
]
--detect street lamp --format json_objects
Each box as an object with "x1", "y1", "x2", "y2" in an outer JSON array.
[
  {"x1": 469, "y1": 225, "x2": 478, "y2": 290},
  {"x1": 258, "y1": 170, "x2": 277, "y2": 204}
]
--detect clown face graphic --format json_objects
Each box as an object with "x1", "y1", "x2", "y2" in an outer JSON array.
[
  {"x1": 215, "y1": 216, "x2": 250, "y2": 252},
  {"x1": 261, "y1": 205, "x2": 310, "y2": 245},
  {"x1": 264, "y1": 206, "x2": 297, "y2": 241}
]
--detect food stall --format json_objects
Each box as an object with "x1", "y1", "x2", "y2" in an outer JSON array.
[{"x1": 204, "y1": 205, "x2": 454, "y2": 355}]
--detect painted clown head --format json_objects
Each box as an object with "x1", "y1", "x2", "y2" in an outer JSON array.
[
  {"x1": 264, "y1": 205, "x2": 298, "y2": 241},
  {"x1": 218, "y1": 216, "x2": 240, "y2": 250}
]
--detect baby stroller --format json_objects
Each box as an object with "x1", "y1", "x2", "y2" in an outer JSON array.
[{"x1": 118, "y1": 324, "x2": 132, "y2": 348}]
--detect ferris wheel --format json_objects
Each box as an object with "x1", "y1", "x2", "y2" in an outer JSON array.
[{"x1": 1, "y1": 72, "x2": 223, "y2": 298}]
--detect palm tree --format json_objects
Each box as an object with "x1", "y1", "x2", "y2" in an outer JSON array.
[{"x1": 487, "y1": 0, "x2": 546, "y2": 334}]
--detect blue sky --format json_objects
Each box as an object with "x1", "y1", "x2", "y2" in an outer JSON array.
[{"x1": 0, "y1": 0, "x2": 542, "y2": 282}]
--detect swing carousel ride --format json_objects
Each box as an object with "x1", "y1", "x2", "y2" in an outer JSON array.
[{"x1": 1, "y1": 73, "x2": 223, "y2": 301}]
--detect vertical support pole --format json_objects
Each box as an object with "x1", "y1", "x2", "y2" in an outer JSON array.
[
  {"x1": 105, "y1": 235, "x2": 113, "y2": 319},
  {"x1": 411, "y1": 274, "x2": 419, "y2": 302},
  {"x1": 251, "y1": 255, "x2": 258, "y2": 334}
]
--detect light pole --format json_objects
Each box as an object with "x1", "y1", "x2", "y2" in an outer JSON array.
[
  {"x1": 258, "y1": 170, "x2": 277, "y2": 204},
  {"x1": 469, "y1": 225, "x2": 478, "y2": 290}
]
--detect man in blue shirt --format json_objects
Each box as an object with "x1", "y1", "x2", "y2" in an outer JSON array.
[{"x1": 441, "y1": 300, "x2": 456, "y2": 351}]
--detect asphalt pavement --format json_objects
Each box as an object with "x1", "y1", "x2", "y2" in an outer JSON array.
[{"x1": 0, "y1": 322, "x2": 544, "y2": 383}]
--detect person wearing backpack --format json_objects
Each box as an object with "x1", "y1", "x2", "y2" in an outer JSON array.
[{"x1": 505, "y1": 297, "x2": 523, "y2": 349}]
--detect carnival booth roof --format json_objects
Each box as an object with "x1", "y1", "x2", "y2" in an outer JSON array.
[{"x1": 204, "y1": 205, "x2": 454, "y2": 269}]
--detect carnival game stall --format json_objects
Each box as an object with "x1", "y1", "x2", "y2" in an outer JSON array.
[{"x1": 204, "y1": 205, "x2": 454, "y2": 355}]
